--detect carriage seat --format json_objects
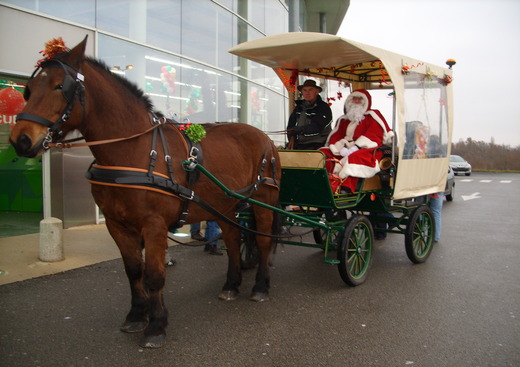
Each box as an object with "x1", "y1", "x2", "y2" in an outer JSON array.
[{"x1": 278, "y1": 150, "x2": 326, "y2": 169}]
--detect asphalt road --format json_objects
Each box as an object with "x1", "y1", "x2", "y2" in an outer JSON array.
[{"x1": 1, "y1": 172, "x2": 519, "y2": 367}]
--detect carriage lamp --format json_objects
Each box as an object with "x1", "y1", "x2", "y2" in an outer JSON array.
[{"x1": 446, "y1": 59, "x2": 456, "y2": 69}]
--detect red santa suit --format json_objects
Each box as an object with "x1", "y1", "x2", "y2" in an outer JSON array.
[{"x1": 320, "y1": 89, "x2": 393, "y2": 193}]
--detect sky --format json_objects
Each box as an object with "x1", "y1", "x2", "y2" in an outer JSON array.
[{"x1": 337, "y1": 0, "x2": 520, "y2": 147}]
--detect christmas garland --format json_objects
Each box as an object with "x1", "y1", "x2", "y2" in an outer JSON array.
[{"x1": 179, "y1": 123, "x2": 206, "y2": 143}]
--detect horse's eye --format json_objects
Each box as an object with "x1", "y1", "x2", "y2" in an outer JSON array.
[{"x1": 54, "y1": 84, "x2": 64, "y2": 91}]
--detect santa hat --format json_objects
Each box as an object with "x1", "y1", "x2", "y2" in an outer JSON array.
[{"x1": 344, "y1": 89, "x2": 372, "y2": 114}]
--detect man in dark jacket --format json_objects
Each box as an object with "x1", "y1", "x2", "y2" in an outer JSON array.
[{"x1": 287, "y1": 80, "x2": 333, "y2": 150}]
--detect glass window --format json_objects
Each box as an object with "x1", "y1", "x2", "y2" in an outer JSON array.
[
  {"x1": 144, "y1": 52, "x2": 184, "y2": 120},
  {"x1": 181, "y1": 1, "x2": 219, "y2": 65},
  {"x1": 96, "y1": 0, "x2": 132, "y2": 38},
  {"x1": 145, "y1": 0, "x2": 182, "y2": 54},
  {"x1": 265, "y1": 0, "x2": 288, "y2": 35},
  {"x1": 217, "y1": 9, "x2": 234, "y2": 71},
  {"x1": 178, "y1": 60, "x2": 238, "y2": 124},
  {"x1": 97, "y1": 34, "x2": 179, "y2": 118},
  {"x1": 249, "y1": 0, "x2": 266, "y2": 32},
  {"x1": 216, "y1": 0, "x2": 236, "y2": 11},
  {"x1": 402, "y1": 72, "x2": 449, "y2": 159},
  {"x1": 3, "y1": 0, "x2": 96, "y2": 27}
]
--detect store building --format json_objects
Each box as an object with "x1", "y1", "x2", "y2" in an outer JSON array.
[{"x1": 0, "y1": 0, "x2": 349, "y2": 230}]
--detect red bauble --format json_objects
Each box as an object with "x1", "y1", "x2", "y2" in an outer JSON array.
[{"x1": 0, "y1": 88, "x2": 25, "y2": 115}]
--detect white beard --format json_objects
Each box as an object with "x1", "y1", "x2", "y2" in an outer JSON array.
[{"x1": 346, "y1": 102, "x2": 366, "y2": 123}]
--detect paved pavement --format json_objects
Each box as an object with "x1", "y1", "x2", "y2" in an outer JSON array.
[
  {"x1": 0, "y1": 173, "x2": 519, "y2": 367},
  {"x1": 0, "y1": 224, "x2": 119, "y2": 285},
  {"x1": 0, "y1": 224, "x2": 196, "y2": 286}
]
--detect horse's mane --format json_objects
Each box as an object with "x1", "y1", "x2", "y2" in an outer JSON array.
[{"x1": 81, "y1": 56, "x2": 156, "y2": 113}]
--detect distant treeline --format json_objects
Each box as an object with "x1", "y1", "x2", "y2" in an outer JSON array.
[{"x1": 451, "y1": 138, "x2": 520, "y2": 171}]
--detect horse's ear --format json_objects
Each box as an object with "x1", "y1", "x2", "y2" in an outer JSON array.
[{"x1": 66, "y1": 35, "x2": 88, "y2": 69}]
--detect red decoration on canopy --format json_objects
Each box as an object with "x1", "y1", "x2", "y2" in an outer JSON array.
[
  {"x1": 442, "y1": 74, "x2": 453, "y2": 85},
  {"x1": 378, "y1": 61, "x2": 391, "y2": 85},
  {"x1": 279, "y1": 69, "x2": 298, "y2": 92}
]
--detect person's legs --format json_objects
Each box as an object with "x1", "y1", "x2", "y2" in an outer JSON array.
[
  {"x1": 204, "y1": 221, "x2": 222, "y2": 255},
  {"x1": 190, "y1": 223, "x2": 206, "y2": 241},
  {"x1": 373, "y1": 212, "x2": 393, "y2": 240},
  {"x1": 205, "y1": 221, "x2": 220, "y2": 245},
  {"x1": 429, "y1": 193, "x2": 444, "y2": 242}
]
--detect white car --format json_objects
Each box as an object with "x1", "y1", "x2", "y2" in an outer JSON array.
[
  {"x1": 444, "y1": 166, "x2": 455, "y2": 201},
  {"x1": 449, "y1": 155, "x2": 472, "y2": 176}
]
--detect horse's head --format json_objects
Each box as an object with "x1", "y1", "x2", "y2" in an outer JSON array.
[{"x1": 10, "y1": 36, "x2": 88, "y2": 157}]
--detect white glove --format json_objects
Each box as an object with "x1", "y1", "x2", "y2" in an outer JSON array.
[
  {"x1": 330, "y1": 139, "x2": 348, "y2": 155},
  {"x1": 340, "y1": 147, "x2": 349, "y2": 157},
  {"x1": 347, "y1": 145, "x2": 359, "y2": 155}
]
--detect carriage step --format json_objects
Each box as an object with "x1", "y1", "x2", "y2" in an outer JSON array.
[{"x1": 323, "y1": 259, "x2": 340, "y2": 265}]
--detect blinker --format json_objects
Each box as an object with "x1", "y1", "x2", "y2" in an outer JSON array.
[{"x1": 23, "y1": 59, "x2": 83, "y2": 103}]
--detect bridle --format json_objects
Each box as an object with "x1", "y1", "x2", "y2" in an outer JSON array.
[{"x1": 16, "y1": 58, "x2": 86, "y2": 150}]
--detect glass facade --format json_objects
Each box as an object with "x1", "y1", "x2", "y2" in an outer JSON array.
[{"x1": 3, "y1": 0, "x2": 290, "y2": 144}]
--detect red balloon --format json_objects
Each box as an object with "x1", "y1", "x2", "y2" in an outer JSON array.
[{"x1": 0, "y1": 88, "x2": 25, "y2": 115}]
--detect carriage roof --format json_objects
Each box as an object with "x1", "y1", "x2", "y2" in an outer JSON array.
[
  {"x1": 229, "y1": 32, "x2": 454, "y2": 199},
  {"x1": 228, "y1": 32, "x2": 451, "y2": 90}
]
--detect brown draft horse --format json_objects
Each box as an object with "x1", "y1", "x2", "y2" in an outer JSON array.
[{"x1": 9, "y1": 37, "x2": 281, "y2": 348}]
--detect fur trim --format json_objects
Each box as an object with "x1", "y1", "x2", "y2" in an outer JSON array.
[
  {"x1": 345, "y1": 120, "x2": 359, "y2": 140},
  {"x1": 355, "y1": 135, "x2": 378, "y2": 149},
  {"x1": 339, "y1": 161, "x2": 380, "y2": 179}
]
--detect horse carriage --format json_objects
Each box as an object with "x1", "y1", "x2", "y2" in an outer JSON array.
[
  {"x1": 10, "y1": 33, "x2": 453, "y2": 348},
  {"x1": 229, "y1": 32, "x2": 454, "y2": 286}
]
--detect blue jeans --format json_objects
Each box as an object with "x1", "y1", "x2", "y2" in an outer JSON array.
[
  {"x1": 190, "y1": 221, "x2": 220, "y2": 246},
  {"x1": 429, "y1": 193, "x2": 444, "y2": 242}
]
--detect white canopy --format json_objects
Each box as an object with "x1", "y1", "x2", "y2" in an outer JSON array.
[{"x1": 230, "y1": 32, "x2": 454, "y2": 199}]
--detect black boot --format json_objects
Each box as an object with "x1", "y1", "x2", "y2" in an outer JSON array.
[
  {"x1": 207, "y1": 245, "x2": 223, "y2": 256},
  {"x1": 191, "y1": 232, "x2": 207, "y2": 242}
]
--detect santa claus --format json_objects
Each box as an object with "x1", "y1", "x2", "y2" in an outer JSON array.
[{"x1": 320, "y1": 89, "x2": 393, "y2": 193}]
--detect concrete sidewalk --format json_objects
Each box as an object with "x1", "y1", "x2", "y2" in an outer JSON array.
[{"x1": 0, "y1": 224, "x2": 192, "y2": 285}]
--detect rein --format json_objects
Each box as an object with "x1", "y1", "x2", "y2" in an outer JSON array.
[{"x1": 48, "y1": 121, "x2": 160, "y2": 149}]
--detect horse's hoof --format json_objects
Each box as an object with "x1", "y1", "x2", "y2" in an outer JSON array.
[
  {"x1": 250, "y1": 292, "x2": 269, "y2": 302},
  {"x1": 120, "y1": 320, "x2": 148, "y2": 333},
  {"x1": 218, "y1": 290, "x2": 239, "y2": 301},
  {"x1": 140, "y1": 334, "x2": 166, "y2": 348}
]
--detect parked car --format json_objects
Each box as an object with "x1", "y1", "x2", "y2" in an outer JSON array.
[
  {"x1": 444, "y1": 165, "x2": 455, "y2": 201},
  {"x1": 449, "y1": 155, "x2": 472, "y2": 176}
]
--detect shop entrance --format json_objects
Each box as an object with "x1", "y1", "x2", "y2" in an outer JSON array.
[{"x1": 0, "y1": 75, "x2": 42, "y2": 237}]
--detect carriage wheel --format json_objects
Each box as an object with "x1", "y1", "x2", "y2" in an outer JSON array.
[
  {"x1": 405, "y1": 205, "x2": 435, "y2": 264},
  {"x1": 337, "y1": 215, "x2": 374, "y2": 286},
  {"x1": 239, "y1": 215, "x2": 259, "y2": 269}
]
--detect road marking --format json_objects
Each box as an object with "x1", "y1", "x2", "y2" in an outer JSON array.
[
  {"x1": 462, "y1": 192, "x2": 481, "y2": 201},
  {"x1": 459, "y1": 179, "x2": 512, "y2": 183}
]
